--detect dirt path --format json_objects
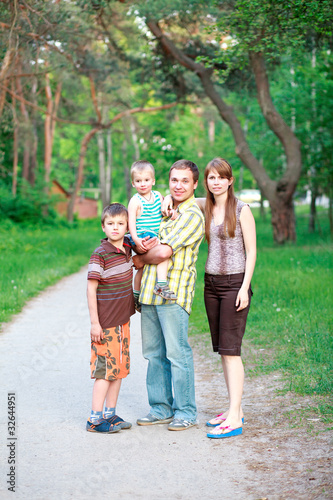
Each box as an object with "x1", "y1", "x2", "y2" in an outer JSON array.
[{"x1": 0, "y1": 268, "x2": 331, "y2": 499}]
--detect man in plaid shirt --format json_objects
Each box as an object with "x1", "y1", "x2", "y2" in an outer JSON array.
[{"x1": 133, "y1": 160, "x2": 204, "y2": 431}]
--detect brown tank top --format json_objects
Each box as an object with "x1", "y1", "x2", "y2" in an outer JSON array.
[{"x1": 205, "y1": 199, "x2": 247, "y2": 275}]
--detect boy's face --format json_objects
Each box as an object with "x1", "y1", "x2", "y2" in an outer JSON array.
[
  {"x1": 102, "y1": 214, "x2": 128, "y2": 246},
  {"x1": 132, "y1": 170, "x2": 155, "y2": 197}
]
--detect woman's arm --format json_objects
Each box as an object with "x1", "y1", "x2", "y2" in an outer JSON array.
[
  {"x1": 195, "y1": 197, "x2": 206, "y2": 213},
  {"x1": 236, "y1": 205, "x2": 257, "y2": 311}
]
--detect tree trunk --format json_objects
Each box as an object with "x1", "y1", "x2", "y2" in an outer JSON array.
[
  {"x1": 44, "y1": 73, "x2": 53, "y2": 189},
  {"x1": 121, "y1": 136, "x2": 132, "y2": 203},
  {"x1": 270, "y1": 197, "x2": 296, "y2": 244},
  {"x1": 0, "y1": 48, "x2": 15, "y2": 118},
  {"x1": 260, "y1": 190, "x2": 266, "y2": 220},
  {"x1": 67, "y1": 127, "x2": 101, "y2": 222},
  {"x1": 329, "y1": 189, "x2": 333, "y2": 236},
  {"x1": 309, "y1": 186, "x2": 318, "y2": 233},
  {"x1": 97, "y1": 130, "x2": 107, "y2": 207},
  {"x1": 106, "y1": 128, "x2": 112, "y2": 205},
  {"x1": 16, "y1": 73, "x2": 30, "y2": 182},
  {"x1": 11, "y1": 81, "x2": 18, "y2": 196}
]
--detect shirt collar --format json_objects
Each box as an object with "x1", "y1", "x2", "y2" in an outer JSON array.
[
  {"x1": 176, "y1": 195, "x2": 196, "y2": 214},
  {"x1": 100, "y1": 237, "x2": 127, "y2": 255}
]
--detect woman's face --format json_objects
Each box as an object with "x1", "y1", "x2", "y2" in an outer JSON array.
[{"x1": 206, "y1": 168, "x2": 233, "y2": 197}]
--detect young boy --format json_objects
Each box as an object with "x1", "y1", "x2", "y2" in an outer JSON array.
[
  {"x1": 128, "y1": 160, "x2": 177, "y2": 311},
  {"x1": 86, "y1": 203, "x2": 135, "y2": 433}
]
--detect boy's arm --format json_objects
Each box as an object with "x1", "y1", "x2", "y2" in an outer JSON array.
[
  {"x1": 128, "y1": 196, "x2": 147, "y2": 253},
  {"x1": 87, "y1": 279, "x2": 104, "y2": 343}
]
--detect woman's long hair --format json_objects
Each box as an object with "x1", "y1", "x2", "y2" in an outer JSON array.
[{"x1": 204, "y1": 157, "x2": 237, "y2": 243}]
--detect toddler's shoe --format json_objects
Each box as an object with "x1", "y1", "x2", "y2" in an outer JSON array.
[
  {"x1": 134, "y1": 295, "x2": 141, "y2": 313},
  {"x1": 86, "y1": 417, "x2": 121, "y2": 433},
  {"x1": 153, "y1": 284, "x2": 177, "y2": 301}
]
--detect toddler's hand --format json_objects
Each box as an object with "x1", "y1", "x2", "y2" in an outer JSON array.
[
  {"x1": 141, "y1": 236, "x2": 159, "y2": 251},
  {"x1": 161, "y1": 195, "x2": 173, "y2": 216},
  {"x1": 133, "y1": 238, "x2": 147, "y2": 254},
  {"x1": 170, "y1": 209, "x2": 179, "y2": 220}
]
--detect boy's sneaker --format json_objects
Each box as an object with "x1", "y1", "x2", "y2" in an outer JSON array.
[
  {"x1": 86, "y1": 417, "x2": 121, "y2": 433},
  {"x1": 153, "y1": 284, "x2": 177, "y2": 301},
  {"x1": 106, "y1": 414, "x2": 132, "y2": 429},
  {"x1": 134, "y1": 295, "x2": 141, "y2": 313}
]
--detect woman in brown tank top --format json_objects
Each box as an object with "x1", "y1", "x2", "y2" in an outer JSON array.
[{"x1": 196, "y1": 158, "x2": 257, "y2": 439}]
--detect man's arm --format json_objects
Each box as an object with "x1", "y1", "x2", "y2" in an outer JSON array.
[{"x1": 132, "y1": 243, "x2": 172, "y2": 269}]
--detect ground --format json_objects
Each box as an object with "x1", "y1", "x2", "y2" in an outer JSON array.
[{"x1": 0, "y1": 267, "x2": 332, "y2": 499}]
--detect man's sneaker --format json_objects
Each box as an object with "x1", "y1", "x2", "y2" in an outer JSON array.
[
  {"x1": 134, "y1": 295, "x2": 141, "y2": 313},
  {"x1": 86, "y1": 417, "x2": 121, "y2": 433},
  {"x1": 136, "y1": 413, "x2": 174, "y2": 426},
  {"x1": 105, "y1": 415, "x2": 132, "y2": 429},
  {"x1": 153, "y1": 284, "x2": 177, "y2": 301},
  {"x1": 168, "y1": 418, "x2": 197, "y2": 431}
]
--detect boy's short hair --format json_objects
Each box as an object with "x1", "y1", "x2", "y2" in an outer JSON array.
[
  {"x1": 169, "y1": 159, "x2": 200, "y2": 182},
  {"x1": 130, "y1": 160, "x2": 155, "y2": 181},
  {"x1": 101, "y1": 203, "x2": 128, "y2": 225}
]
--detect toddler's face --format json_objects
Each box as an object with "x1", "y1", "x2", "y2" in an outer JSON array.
[{"x1": 132, "y1": 170, "x2": 155, "y2": 197}]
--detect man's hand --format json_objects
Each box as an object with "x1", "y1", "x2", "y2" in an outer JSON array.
[{"x1": 133, "y1": 254, "x2": 145, "y2": 270}]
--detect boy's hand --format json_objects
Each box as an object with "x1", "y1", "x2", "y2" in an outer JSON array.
[{"x1": 90, "y1": 323, "x2": 104, "y2": 343}]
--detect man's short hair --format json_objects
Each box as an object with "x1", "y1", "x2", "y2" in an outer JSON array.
[
  {"x1": 169, "y1": 159, "x2": 199, "y2": 182},
  {"x1": 101, "y1": 203, "x2": 128, "y2": 225},
  {"x1": 130, "y1": 160, "x2": 155, "y2": 181}
]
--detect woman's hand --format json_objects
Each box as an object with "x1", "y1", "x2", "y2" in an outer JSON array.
[{"x1": 235, "y1": 286, "x2": 249, "y2": 311}]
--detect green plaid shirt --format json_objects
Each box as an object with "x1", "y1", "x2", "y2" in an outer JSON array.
[{"x1": 139, "y1": 195, "x2": 204, "y2": 314}]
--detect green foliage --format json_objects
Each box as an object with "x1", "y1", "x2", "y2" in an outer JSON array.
[
  {"x1": 190, "y1": 207, "x2": 333, "y2": 396},
  {"x1": 0, "y1": 219, "x2": 103, "y2": 325},
  {"x1": 0, "y1": 182, "x2": 61, "y2": 226}
]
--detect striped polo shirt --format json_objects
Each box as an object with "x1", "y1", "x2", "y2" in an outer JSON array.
[
  {"x1": 87, "y1": 237, "x2": 135, "y2": 328},
  {"x1": 139, "y1": 195, "x2": 204, "y2": 314},
  {"x1": 135, "y1": 191, "x2": 162, "y2": 236}
]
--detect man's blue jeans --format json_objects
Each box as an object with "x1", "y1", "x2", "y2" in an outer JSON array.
[{"x1": 141, "y1": 303, "x2": 197, "y2": 422}]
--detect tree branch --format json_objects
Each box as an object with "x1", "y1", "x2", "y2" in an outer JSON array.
[
  {"x1": 249, "y1": 51, "x2": 301, "y2": 187},
  {"x1": 147, "y1": 20, "x2": 275, "y2": 198}
]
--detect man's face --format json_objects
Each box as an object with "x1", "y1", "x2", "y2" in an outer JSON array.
[{"x1": 169, "y1": 168, "x2": 198, "y2": 207}]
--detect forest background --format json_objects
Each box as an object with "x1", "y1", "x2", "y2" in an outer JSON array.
[{"x1": 0, "y1": 0, "x2": 332, "y2": 424}]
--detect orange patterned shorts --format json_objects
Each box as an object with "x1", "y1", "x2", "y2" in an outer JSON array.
[{"x1": 90, "y1": 322, "x2": 130, "y2": 380}]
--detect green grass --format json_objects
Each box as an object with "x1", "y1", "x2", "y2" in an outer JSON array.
[
  {"x1": 0, "y1": 219, "x2": 103, "y2": 326},
  {"x1": 190, "y1": 207, "x2": 333, "y2": 398}
]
